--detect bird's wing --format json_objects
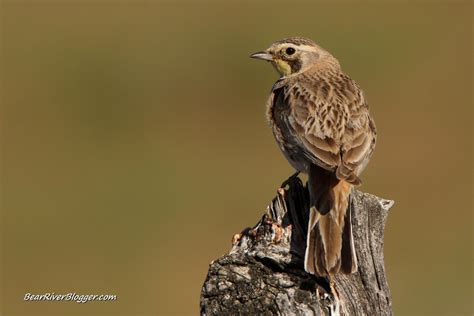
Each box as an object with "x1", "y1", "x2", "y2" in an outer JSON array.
[
  {"x1": 276, "y1": 73, "x2": 376, "y2": 183},
  {"x1": 337, "y1": 113, "x2": 376, "y2": 183}
]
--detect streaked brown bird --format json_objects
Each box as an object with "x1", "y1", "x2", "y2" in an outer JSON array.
[{"x1": 251, "y1": 37, "x2": 376, "y2": 276}]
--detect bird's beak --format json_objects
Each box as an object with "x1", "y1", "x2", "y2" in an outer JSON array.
[{"x1": 250, "y1": 50, "x2": 273, "y2": 61}]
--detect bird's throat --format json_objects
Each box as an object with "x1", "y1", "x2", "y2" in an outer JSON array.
[{"x1": 272, "y1": 59, "x2": 292, "y2": 76}]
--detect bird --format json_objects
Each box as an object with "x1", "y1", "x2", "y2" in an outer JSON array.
[{"x1": 250, "y1": 37, "x2": 376, "y2": 276}]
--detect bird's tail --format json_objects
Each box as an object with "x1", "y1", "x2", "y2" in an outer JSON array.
[{"x1": 304, "y1": 165, "x2": 358, "y2": 276}]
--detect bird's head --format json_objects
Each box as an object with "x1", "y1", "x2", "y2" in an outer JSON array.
[{"x1": 250, "y1": 37, "x2": 339, "y2": 77}]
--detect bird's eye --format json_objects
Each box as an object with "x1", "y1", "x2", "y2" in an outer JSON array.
[{"x1": 285, "y1": 47, "x2": 296, "y2": 55}]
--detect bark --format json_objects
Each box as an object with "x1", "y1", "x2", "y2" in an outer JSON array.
[{"x1": 200, "y1": 175, "x2": 394, "y2": 315}]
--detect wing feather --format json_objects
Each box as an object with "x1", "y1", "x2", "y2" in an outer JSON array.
[{"x1": 275, "y1": 72, "x2": 376, "y2": 183}]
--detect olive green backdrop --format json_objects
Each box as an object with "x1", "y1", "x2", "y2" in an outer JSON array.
[{"x1": 1, "y1": 1, "x2": 472, "y2": 315}]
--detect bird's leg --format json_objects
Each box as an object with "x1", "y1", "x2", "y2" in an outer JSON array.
[
  {"x1": 290, "y1": 170, "x2": 301, "y2": 179},
  {"x1": 280, "y1": 171, "x2": 301, "y2": 188}
]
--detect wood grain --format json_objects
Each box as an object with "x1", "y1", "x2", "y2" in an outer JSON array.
[{"x1": 200, "y1": 176, "x2": 393, "y2": 315}]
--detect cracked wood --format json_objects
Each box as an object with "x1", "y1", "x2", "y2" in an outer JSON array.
[{"x1": 200, "y1": 176, "x2": 393, "y2": 315}]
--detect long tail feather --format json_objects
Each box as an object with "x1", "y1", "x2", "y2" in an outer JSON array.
[{"x1": 305, "y1": 164, "x2": 357, "y2": 276}]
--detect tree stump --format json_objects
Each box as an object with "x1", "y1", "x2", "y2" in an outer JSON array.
[{"x1": 200, "y1": 175, "x2": 394, "y2": 315}]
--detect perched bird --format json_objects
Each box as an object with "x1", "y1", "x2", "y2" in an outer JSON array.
[{"x1": 251, "y1": 37, "x2": 376, "y2": 276}]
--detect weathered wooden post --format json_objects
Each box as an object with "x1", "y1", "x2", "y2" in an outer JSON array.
[{"x1": 200, "y1": 176, "x2": 393, "y2": 315}]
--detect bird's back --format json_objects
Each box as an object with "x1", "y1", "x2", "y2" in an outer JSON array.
[{"x1": 267, "y1": 65, "x2": 376, "y2": 179}]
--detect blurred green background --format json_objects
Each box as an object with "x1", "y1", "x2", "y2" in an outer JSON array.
[{"x1": 1, "y1": 1, "x2": 472, "y2": 315}]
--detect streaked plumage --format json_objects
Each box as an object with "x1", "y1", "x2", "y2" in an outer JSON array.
[{"x1": 251, "y1": 37, "x2": 376, "y2": 276}]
